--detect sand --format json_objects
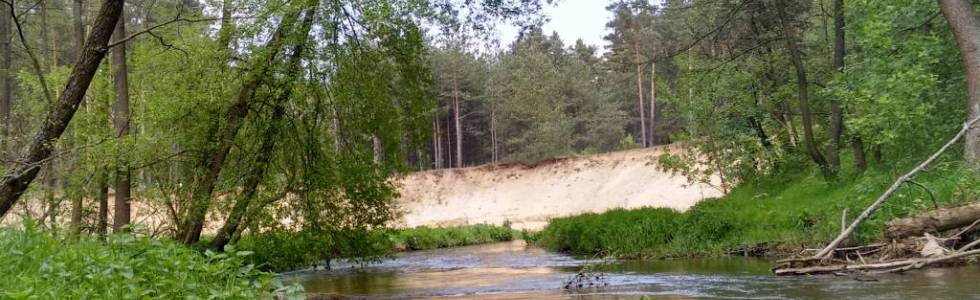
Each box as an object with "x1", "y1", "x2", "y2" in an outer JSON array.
[{"x1": 393, "y1": 145, "x2": 723, "y2": 231}]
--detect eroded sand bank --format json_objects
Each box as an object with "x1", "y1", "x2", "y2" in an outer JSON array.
[{"x1": 394, "y1": 145, "x2": 723, "y2": 231}]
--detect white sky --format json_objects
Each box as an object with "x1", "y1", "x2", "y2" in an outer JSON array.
[{"x1": 498, "y1": 0, "x2": 615, "y2": 51}]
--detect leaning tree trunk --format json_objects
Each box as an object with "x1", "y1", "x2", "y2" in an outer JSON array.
[
  {"x1": 775, "y1": 0, "x2": 833, "y2": 178},
  {"x1": 211, "y1": 2, "x2": 315, "y2": 250},
  {"x1": 112, "y1": 11, "x2": 132, "y2": 232},
  {"x1": 180, "y1": 2, "x2": 306, "y2": 244},
  {"x1": 0, "y1": 0, "x2": 125, "y2": 218},
  {"x1": 939, "y1": 0, "x2": 980, "y2": 165}
]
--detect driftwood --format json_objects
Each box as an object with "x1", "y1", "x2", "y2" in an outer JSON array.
[
  {"x1": 775, "y1": 249, "x2": 980, "y2": 276},
  {"x1": 813, "y1": 116, "x2": 980, "y2": 259},
  {"x1": 884, "y1": 202, "x2": 980, "y2": 240}
]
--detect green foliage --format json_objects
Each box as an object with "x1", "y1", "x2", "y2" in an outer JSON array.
[
  {"x1": 236, "y1": 229, "x2": 393, "y2": 272},
  {"x1": 390, "y1": 224, "x2": 517, "y2": 250},
  {"x1": 828, "y1": 0, "x2": 964, "y2": 155},
  {"x1": 536, "y1": 208, "x2": 680, "y2": 256},
  {"x1": 535, "y1": 159, "x2": 980, "y2": 258},
  {"x1": 0, "y1": 223, "x2": 299, "y2": 299}
]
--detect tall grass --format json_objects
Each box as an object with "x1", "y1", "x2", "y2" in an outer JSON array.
[
  {"x1": 390, "y1": 224, "x2": 518, "y2": 250},
  {"x1": 536, "y1": 160, "x2": 980, "y2": 258},
  {"x1": 0, "y1": 221, "x2": 299, "y2": 299}
]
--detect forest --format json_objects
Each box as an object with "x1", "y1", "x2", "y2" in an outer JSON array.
[{"x1": 0, "y1": 0, "x2": 979, "y2": 298}]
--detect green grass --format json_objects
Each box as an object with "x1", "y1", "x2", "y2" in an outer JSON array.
[
  {"x1": 389, "y1": 224, "x2": 519, "y2": 251},
  {"x1": 0, "y1": 221, "x2": 300, "y2": 299},
  {"x1": 535, "y1": 160, "x2": 980, "y2": 258}
]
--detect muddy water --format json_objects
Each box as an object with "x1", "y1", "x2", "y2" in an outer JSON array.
[{"x1": 289, "y1": 241, "x2": 980, "y2": 299}]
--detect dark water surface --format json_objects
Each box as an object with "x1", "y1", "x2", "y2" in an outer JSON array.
[{"x1": 288, "y1": 241, "x2": 980, "y2": 299}]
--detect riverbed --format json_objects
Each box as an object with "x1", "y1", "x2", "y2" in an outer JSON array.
[{"x1": 289, "y1": 241, "x2": 980, "y2": 299}]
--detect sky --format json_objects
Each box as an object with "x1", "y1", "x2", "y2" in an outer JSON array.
[{"x1": 498, "y1": 0, "x2": 615, "y2": 51}]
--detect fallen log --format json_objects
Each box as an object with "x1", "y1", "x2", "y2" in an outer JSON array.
[{"x1": 884, "y1": 202, "x2": 980, "y2": 240}]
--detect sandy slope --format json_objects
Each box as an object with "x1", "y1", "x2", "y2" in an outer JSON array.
[{"x1": 393, "y1": 145, "x2": 723, "y2": 231}]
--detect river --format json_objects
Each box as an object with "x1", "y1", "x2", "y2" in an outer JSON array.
[{"x1": 288, "y1": 241, "x2": 980, "y2": 299}]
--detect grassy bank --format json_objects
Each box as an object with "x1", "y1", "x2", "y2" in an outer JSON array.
[
  {"x1": 534, "y1": 161, "x2": 980, "y2": 258},
  {"x1": 390, "y1": 224, "x2": 519, "y2": 251},
  {"x1": 0, "y1": 222, "x2": 299, "y2": 299}
]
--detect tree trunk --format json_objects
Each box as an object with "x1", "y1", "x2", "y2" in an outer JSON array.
[
  {"x1": 432, "y1": 116, "x2": 442, "y2": 169},
  {"x1": 0, "y1": 1, "x2": 9, "y2": 140},
  {"x1": 452, "y1": 79, "x2": 463, "y2": 168},
  {"x1": 111, "y1": 12, "x2": 132, "y2": 232},
  {"x1": 775, "y1": 0, "x2": 832, "y2": 179},
  {"x1": 491, "y1": 106, "x2": 497, "y2": 163},
  {"x1": 633, "y1": 38, "x2": 647, "y2": 148},
  {"x1": 372, "y1": 135, "x2": 383, "y2": 164},
  {"x1": 40, "y1": 0, "x2": 51, "y2": 71},
  {"x1": 72, "y1": 0, "x2": 86, "y2": 59},
  {"x1": 873, "y1": 144, "x2": 883, "y2": 164},
  {"x1": 445, "y1": 114, "x2": 453, "y2": 167},
  {"x1": 852, "y1": 137, "x2": 867, "y2": 172},
  {"x1": 210, "y1": 5, "x2": 314, "y2": 249},
  {"x1": 884, "y1": 202, "x2": 980, "y2": 240},
  {"x1": 69, "y1": 195, "x2": 83, "y2": 235},
  {"x1": 96, "y1": 171, "x2": 108, "y2": 238},
  {"x1": 0, "y1": 0, "x2": 125, "y2": 218},
  {"x1": 649, "y1": 62, "x2": 657, "y2": 146},
  {"x1": 217, "y1": 0, "x2": 235, "y2": 50},
  {"x1": 938, "y1": 0, "x2": 980, "y2": 165},
  {"x1": 180, "y1": 2, "x2": 306, "y2": 244},
  {"x1": 828, "y1": 0, "x2": 845, "y2": 174}
]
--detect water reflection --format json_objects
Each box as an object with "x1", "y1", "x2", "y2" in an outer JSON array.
[{"x1": 289, "y1": 241, "x2": 980, "y2": 299}]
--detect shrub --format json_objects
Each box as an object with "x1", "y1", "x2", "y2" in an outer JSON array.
[{"x1": 391, "y1": 224, "x2": 516, "y2": 251}]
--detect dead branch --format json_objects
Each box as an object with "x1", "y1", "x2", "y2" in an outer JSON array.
[{"x1": 775, "y1": 249, "x2": 980, "y2": 276}]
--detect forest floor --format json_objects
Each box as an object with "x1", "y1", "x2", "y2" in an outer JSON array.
[{"x1": 393, "y1": 145, "x2": 723, "y2": 231}]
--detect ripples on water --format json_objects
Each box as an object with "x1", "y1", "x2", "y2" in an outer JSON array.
[{"x1": 288, "y1": 241, "x2": 980, "y2": 299}]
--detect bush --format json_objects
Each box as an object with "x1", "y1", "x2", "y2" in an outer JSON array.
[
  {"x1": 536, "y1": 208, "x2": 680, "y2": 257},
  {"x1": 391, "y1": 224, "x2": 516, "y2": 251},
  {"x1": 0, "y1": 222, "x2": 299, "y2": 299},
  {"x1": 236, "y1": 229, "x2": 393, "y2": 272}
]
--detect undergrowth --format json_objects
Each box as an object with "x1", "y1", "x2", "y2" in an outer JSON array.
[
  {"x1": 390, "y1": 223, "x2": 518, "y2": 251},
  {"x1": 0, "y1": 221, "x2": 301, "y2": 299}
]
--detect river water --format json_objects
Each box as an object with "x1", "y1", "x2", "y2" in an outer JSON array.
[{"x1": 289, "y1": 241, "x2": 980, "y2": 299}]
